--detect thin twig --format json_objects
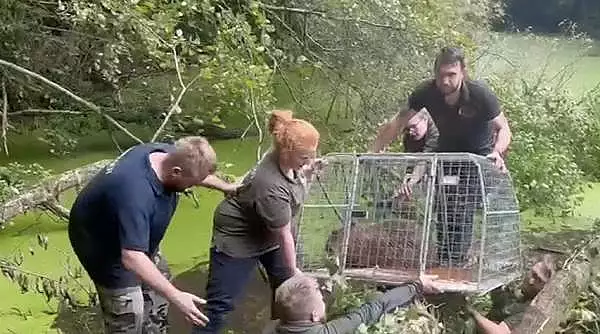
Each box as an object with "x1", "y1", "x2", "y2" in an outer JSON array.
[
  {"x1": 248, "y1": 86, "x2": 263, "y2": 161},
  {"x1": 258, "y1": 2, "x2": 404, "y2": 31},
  {"x1": 0, "y1": 263, "x2": 55, "y2": 281},
  {"x1": 240, "y1": 121, "x2": 254, "y2": 140},
  {"x1": 172, "y1": 47, "x2": 185, "y2": 89},
  {"x1": 1, "y1": 79, "x2": 8, "y2": 156},
  {"x1": 0, "y1": 59, "x2": 143, "y2": 144},
  {"x1": 150, "y1": 72, "x2": 203, "y2": 142},
  {"x1": 8, "y1": 109, "x2": 84, "y2": 116}
]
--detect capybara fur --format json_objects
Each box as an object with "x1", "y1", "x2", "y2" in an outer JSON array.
[{"x1": 325, "y1": 219, "x2": 439, "y2": 271}]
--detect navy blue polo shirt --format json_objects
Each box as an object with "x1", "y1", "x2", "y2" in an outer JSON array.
[{"x1": 68, "y1": 143, "x2": 179, "y2": 288}]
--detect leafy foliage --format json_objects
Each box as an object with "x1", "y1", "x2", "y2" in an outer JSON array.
[
  {"x1": 264, "y1": 0, "x2": 503, "y2": 152},
  {"x1": 489, "y1": 74, "x2": 600, "y2": 216}
]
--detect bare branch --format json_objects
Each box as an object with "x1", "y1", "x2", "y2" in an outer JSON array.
[
  {"x1": 40, "y1": 199, "x2": 70, "y2": 220},
  {"x1": 173, "y1": 47, "x2": 185, "y2": 89},
  {"x1": 248, "y1": 86, "x2": 263, "y2": 161},
  {"x1": 150, "y1": 72, "x2": 203, "y2": 142},
  {"x1": 258, "y1": 2, "x2": 404, "y2": 31},
  {"x1": 0, "y1": 59, "x2": 143, "y2": 144},
  {"x1": 1, "y1": 79, "x2": 8, "y2": 156},
  {"x1": 8, "y1": 109, "x2": 84, "y2": 116}
]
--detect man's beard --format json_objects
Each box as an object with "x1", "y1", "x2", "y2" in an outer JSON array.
[
  {"x1": 165, "y1": 182, "x2": 188, "y2": 193},
  {"x1": 441, "y1": 83, "x2": 461, "y2": 96}
]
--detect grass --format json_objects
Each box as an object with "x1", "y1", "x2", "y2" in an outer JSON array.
[
  {"x1": 1, "y1": 31, "x2": 600, "y2": 332},
  {"x1": 475, "y1": 32, "x2": 600, "y2": 95}
]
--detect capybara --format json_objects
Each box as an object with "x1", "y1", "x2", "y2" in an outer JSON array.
[{"x1": 325, "y1": 219, "x2": 439, "y2": 271}]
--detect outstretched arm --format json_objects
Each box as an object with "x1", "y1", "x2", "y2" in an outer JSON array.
[
  {"x1": 200, "y1": 174, "x2": 239, "y2": 195},
  {"x1": 318, "y1": 283, "x2": 423, "y2": 333},
  {"x1": 372, "y1": 107, "x2": 417, "y2": 153},
  {"x1": 469, "y1": 308, "x2": 512, "y2": 334},
  {"x1": 318, "y1": 276, "x2": 441, "y2": 333},
  {"x1": 491, "y1": 112, "x2": 511, "y2": 156}
]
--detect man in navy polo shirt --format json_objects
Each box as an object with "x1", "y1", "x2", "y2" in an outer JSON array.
[
  {"x1": 372, "y1": 47, "x2": 512, "y2": 266},
  {"x1": 68, "y1": 136, "x2": 237, "y2": 333}
]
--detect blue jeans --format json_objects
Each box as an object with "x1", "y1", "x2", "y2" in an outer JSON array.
[{"x1": 191, "y1": 247, "x2": 292, "y2": 333}]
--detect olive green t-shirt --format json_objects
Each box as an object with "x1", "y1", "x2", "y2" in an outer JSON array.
[{"x1": 212, "y1": 151, "x2": 307, "y2": 258}]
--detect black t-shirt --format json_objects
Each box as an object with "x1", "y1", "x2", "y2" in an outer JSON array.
[
  {"x1": 68, "y1": 143, "x2": 179, "y2": 288},
  {"x1": 407, "y1": 79, "x2": 501, "y2": 155}
]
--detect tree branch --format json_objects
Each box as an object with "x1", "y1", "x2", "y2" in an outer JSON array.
[
  {"x1": 173, "y1": 47, "x2": 185, "y2": 89},
  {"x1": 0, "y1": 58, "x2": 143, "y2": 144},
  {"x1": 40, "y1": 199, "x2": 70, "y2": 221},
  {"x1": 8, "y1": 109, "x2": 84, "y2": 116},
  {"x1": 0, "y1": 159, "x2": 111, "y2": 227},
  {"x1": 150, "y1": 50, "x2": 202, "y2": 142},
  {"x1": 248, "y1": 86, "x2": 263, "y2": 161},
  {"x1": 1, "y1": 79, "x2": 8, "y2": 156},
  {"x1": 258, "y1": 2, "x2": 404, "y2": 31}
]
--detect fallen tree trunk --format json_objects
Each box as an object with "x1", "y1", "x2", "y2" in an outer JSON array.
[
  {"x1": 0, "y1": 159, "x2": 112, "y2": 226},
  {"x1": 513, "y1": 235, "x2": 600, "y2": 334}
]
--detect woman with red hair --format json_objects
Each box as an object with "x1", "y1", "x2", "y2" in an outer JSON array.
[{"x1": 192, "y1": 110, "x2": 322, "y2": 333}]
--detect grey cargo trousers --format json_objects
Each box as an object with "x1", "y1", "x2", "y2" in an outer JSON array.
[{"x1": 95, "y1": 251, "x2": 172, "y2": 334}]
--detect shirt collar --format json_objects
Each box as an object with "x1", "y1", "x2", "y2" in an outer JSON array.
[
  {"x1": 269, "y1": 150, "x2": 301, "y2": 184},
  {"x1": 145, "y1": 146, "x2": 173, "y2": 196},
  {"x1": 458, "y1": 79, "x2": 471, "y2": 105}
]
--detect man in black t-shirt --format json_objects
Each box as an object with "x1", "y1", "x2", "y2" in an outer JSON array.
[
  {"x1": 372, "y1": 46, "x2": 511, "y2": 163},
  {"x1": 373, "y1": 47, "x2": 512, "y2": 265}
]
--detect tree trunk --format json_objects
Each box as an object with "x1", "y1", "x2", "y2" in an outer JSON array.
[
  {"x1": 0, "y1": 159, "x2": 112, "y2": 226},
  {"x1": 513, "y1": 236, "x2": 600, "y2": 334}
]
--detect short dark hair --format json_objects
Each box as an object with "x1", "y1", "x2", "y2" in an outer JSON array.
[{"x1": 434, "y1": 47, "x2": 466, "y2": 72}]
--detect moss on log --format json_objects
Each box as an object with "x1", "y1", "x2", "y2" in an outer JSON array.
[{"x1": 0, "y1": 159, "x2": 111, "y2": 225}]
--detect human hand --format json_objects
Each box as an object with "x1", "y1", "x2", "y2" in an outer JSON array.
[
  {"x1": 419, "y1": 274, "x2": 442, "y2": 295},
  {"x1": 171, "y1": 290, "x2": 209, "y2": 327},
  {"x1": 486, "y1": 151, "x2": 507, "y2": 173},
  {"x1": 395, "y1": 179, "x2": 417, "y2": 200},
  {"x1": 303, "y1": 158, "x2": 328, "y2": 181},
  {"x1": 222, "y1": 183, "x2": 241, "y2": 198},
  {"x1": 308, "y1": 158, "x2": 327, "y2": 174}
]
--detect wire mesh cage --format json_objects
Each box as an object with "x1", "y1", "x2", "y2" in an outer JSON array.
[{"x1": 295, "y1": 153, "x2": 522, "y2": 294}]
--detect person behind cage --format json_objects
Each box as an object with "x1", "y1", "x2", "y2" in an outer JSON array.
[
  {"x1": 191, "y1": 110, "x2": 324, "y2": 334},
  {"x1": 68, "y1": 136, "x2": 238, "y2": 333},
  {"x1": 266, "y1": 273, "x2": 442, "y2": 334},
  {"x1": 467, "y1": 254, "x2": 555, "y2": 333},
  {"x1": 372, "y1": 46, "x2": 512, "y2": 266},
  {"x1": 395, "y1": 108, "x2": 439, "y2": 199}
]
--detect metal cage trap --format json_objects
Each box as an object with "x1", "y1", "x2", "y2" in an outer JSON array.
[{"x1": 295, "y1": 153, "x2": 522, "y2": 294}]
